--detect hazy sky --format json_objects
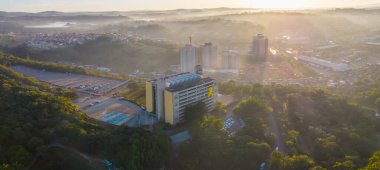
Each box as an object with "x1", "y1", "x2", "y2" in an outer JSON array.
[{"x1": 1, "y1": 0, "x2": 379, "y2": 12}]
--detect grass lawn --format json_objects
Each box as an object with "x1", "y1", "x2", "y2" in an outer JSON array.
[{"x1": 119, "y1": 86, "x2": 146, "y2": 106}]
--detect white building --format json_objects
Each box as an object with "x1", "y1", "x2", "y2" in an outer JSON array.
[
  {"x1": 200, "y1": 42, "x2": 218, "y2": 69},
  {"x1": 180, "y1": 44, "x2": 198, "y2": 73},
  {"x1": 297, "y1": 55, "x2": 350, "y2": 72},
  {"x1": 222, "y1": 50, "x2": 239, "y2": 70},
  {"x1": 253, "y1": 34, "x2": 268, "y2": 58}
]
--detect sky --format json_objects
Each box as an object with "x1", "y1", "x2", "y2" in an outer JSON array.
[{"x1": 0, "y1": 0, "x2": 379, "y2": 12}]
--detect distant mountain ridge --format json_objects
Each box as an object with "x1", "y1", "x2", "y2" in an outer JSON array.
[{"x1": 1, "y1": 6, "x2": 380, "y2": 17}]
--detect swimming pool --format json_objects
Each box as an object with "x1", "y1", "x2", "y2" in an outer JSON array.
[{"x1": 97, "y1": 111, "x2": 129, "y2": 125}]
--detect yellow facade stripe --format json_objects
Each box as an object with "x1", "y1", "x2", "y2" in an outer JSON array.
[
  {"x1": 146, "y1": 82, "x2": 154, "y2": 113},
  {"x1": 164, "y1": 90, "x2": 174, "y2": 125},
  {"x1": 208, "y1": 87, "x2": 213, "y2": 98}
]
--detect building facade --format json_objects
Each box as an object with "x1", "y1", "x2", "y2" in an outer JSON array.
[
  {"x1": 200, "y1": 42, "x2": 218, "y2": 69},
  {"x1": 146, "y1": 72, "x2": 218, "y2": 125},
  {"x1": 253, "y1": 34, "x2": 268, "y2": 58},
  {"x1": 180, "y1": 44, "x2": 198, "y2": 73},
  {"x1": 222, "y1": 50, "x2": 239, "y2": 70}
]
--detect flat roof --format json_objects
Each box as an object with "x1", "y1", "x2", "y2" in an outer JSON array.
[
  {"x1": 166, "y1": 72, "x2": 200, "y2": 87},
  {"x1": 148, "y1": 72, "x2": 216, "y2": 92},
  {"x1": 166, "y1": 77, "x2": 214, "y2": 92},
  {"x1": 170, "y1": 130, "x2": 191, "y2": 144}
]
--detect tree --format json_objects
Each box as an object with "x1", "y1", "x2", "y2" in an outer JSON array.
[
  {"x1": 360, "y1": 151, "x2": 380, "y2": 170},
  {"x1": 332, "y1": 160, "x2": 356, "y2": 170},
  {"x1": 288, "y1": 130, "x2": 300, "y2": 142},
  {"x1": 173, "y1": 115, "x2": 230, "y2": 170},
  {"x1": 285, "y1": 154, "x2": 316, "y2": 170},
  {"x1": 375, "y1": 98, "x2": 380, "y2": 110},
  {"x1": 183, "y1": 102, "x2": 208, "y2": 123},
  {"x1": 269, "y1": 150, "x2": 286, "y2": 169},
  {"x1": 234, "y1": 97, "x2": 271, "y2": 118},
  {"x1": 103, "y1": 128, "x2": 171, "y2": 170},
  {"x1": 269, "y1": 150, "x2": 319, "y2": 170},
  {"x1": 211, "y1": 102, "x2": 227, "y2": 116}
]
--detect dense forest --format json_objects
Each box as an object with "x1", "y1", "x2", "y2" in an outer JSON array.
[{"x1": 215, "y1": 81, "x2": 380, "y2": 169}]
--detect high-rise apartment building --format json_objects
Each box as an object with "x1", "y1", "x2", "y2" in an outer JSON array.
[
  {"x1": 180, "y1": 37, "x2": 198, "y2": 72},
  {"x1": 253, "y1": 34, "x2": 268, "y2": 58},
  {"x1": 222, "y1": 50, "x2": 239, "y2": 70},
  {"x1": 146, "y1": 70, "x2": 218, "y2": 125},
  {"x1": 200, "y1": 42, "x2": 218, "y2": 69}
]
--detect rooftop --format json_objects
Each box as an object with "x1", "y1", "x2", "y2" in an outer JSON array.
[
  {"x1": 165, "y1": 72, "x2": 200, "y2": 87},
  {"x1": 166, "y1": 77, "x2": 214, "y2": 92},
  {"x1": 170, "y1": 130, "x2": 191, "y2": 144},
  {"x1": 148, "y1": 72, "x2": 215, "y2": 92}
]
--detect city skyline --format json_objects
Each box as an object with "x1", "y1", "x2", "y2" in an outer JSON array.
[{"x1": 0, "y1": 0, "x2": 379, "y2": 12}]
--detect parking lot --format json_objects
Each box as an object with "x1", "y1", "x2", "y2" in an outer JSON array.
[
  {"x1": 11, "y1": 65, "x2": 156, "y2": 127},
  {"x1": 12, "y1": 65, "x2": 127, "y2": 95}
]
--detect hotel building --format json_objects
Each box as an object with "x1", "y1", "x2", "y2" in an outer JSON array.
[{"x1": 146, "y1": 70, "x2": 218, "y2": 125}]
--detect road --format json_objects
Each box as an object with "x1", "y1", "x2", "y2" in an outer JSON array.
[
  {"x1": 222, "y1": 102, "x2": 243, "y2": 135},
  {"x1": 261, "y1": 101, "x2": 288, "y2": 170},
  {"x1": 268, "y1": 112, "x2": 287, "y2": 154}
]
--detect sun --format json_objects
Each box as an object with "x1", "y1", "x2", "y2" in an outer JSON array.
[{"x1": 246, "y1": 0, "x2": 309, "y2": 9}]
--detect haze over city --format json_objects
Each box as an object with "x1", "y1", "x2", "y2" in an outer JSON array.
[
  {"x1": 1, "y1": 1, "x2": 380, "y2": 170},
  {"x1": 1, "y1": 0, "x2": 380, "y2": 12}
]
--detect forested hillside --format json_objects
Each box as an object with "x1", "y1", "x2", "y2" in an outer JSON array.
[
  {"x1": 215, "y1": 81, "x2": 380, "y2": 169},
  {"x1": 0, "y1": 53, "x2": 127, "y2": 80},
  {"x1": 5, "y1": 37, "x2": 179, "y2": 72},
  {"x1": 1, "y1": 51, "x2": 379, "y2": 169},
  {"x1": 0, "y1": 74, "x2": 93, "y2": 169},
  {"x1": 0, "y1": 57, "x2": 169, "y2": 169}
]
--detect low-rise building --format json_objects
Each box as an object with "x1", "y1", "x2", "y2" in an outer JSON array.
[{"x1": 297, "y1": 55, "x2": 350, "y2": 72}]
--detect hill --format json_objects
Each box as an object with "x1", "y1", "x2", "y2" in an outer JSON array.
[
  {"x1": 0, "y1": 52, "x2": 170, "y2": 170},
  {"x1": 7, "y1": 36, "x2": 179, "y2": 72}
]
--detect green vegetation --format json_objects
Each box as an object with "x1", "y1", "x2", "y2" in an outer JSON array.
[
  {"x1": 119, "y1": 80, "x2": 146, "y2": 106},
  {"x1": 269, "y1": 150, "x2": 321, "y2": 170},
  {"x1": 0, "y1": 63, "x2": 79, "y2": 99},
  {"x1": 100, "y1": 128, "x2": 170, "y2": 170},
  {"x1": 30, "y1": 147, "x2": 101, "y2": 170},
  {"x1": 350, "y1": 66, "x2": 380, "y2": 110},
  {"x1": 1, "y1": 50, "x2": 379, "y2": 169},
  {"x1": 217, "y1": 81, "x2": 380, "y2": 169},
  {"x1": 170, "y1": 101, "x2": 273, "y2": 169},
  {"x1": 183, "y1": 102, "x2": 208, "y2": 123},
  {"x1": 360, "y1": 151, "x2": 380, "y2": 170},
  {"x1": 8, "y1": 36, "x2": 179, "y2": 72},
  {"x1": 0, "y1": 59, "x2": 170, "y2": 169},
  {"x1": 1, "y1": 51, "x2": 81, "y2": 99},
  {"x1": 0, "y1": 74, "x2": 93, "y2": 169},
  {"x1": 0, "y1": 35, "x2": 13, "y2": 47},
  {"x1": 1, "y1": 66, "x2": 379, "y2": 169},
  {"x1": 0, "y1": 63, "x2": 51, "y2": 90},
  {"x1": 0, "y1": 53, "x2": 127, "y2": 80}
]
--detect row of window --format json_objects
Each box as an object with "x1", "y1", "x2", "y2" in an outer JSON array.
[{"x1": 178, "y1": 81, "x2": 215, "y2": 95}]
